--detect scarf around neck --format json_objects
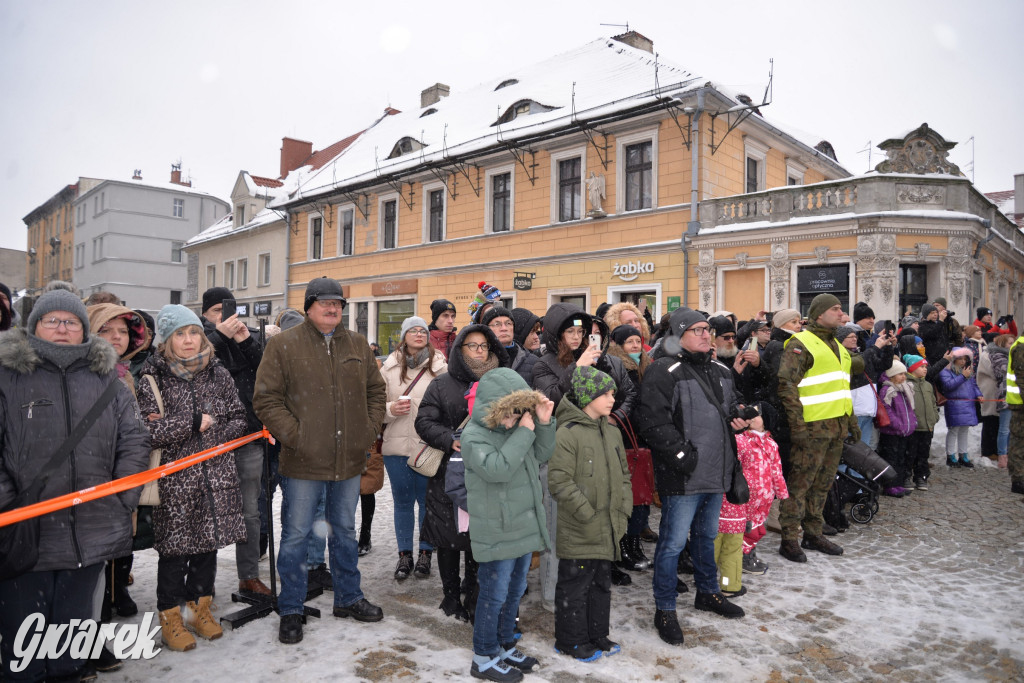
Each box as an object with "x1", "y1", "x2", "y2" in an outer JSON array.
[
  {"x1": 464, "y1": 353, "x2": 500, "y2": 380},
  {"x1": 162, "y1": 336, "x2": 213, "y2": 381}
]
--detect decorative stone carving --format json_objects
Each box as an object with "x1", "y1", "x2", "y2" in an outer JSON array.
[
  {"x1": 773, "y1": 282, "x2": 786, "y2": 307},
  {"x1": 736, "y1": 252, "x2": 748, "y2": 269},
  {"x1": 950, "y1": 279, "x2": 965, "y2": 302},
  {"x1": 880, "y1": 279, "x2": 893, "y2": 304},
  {"x1": 897, "y1": 185, "x2": 944, "y2": 204},
  {"x1": 863, "y1": 282, "x2": 874, "y2": 301},
  {"x1": 874, "y1": 123, "x2": 963, "y2": 176},
  {"x1": 696, "y1": 248, "x2": 716, "y2": 311},
  {"x1": 915, "y1": 243, "x2": 931, "y2": 262},
  {"x1": 814, "y1": 246, "x2": 830, "y2": 264},
  {"x1": 768, "y1": 242, "x2": 790, "y2": 308},
  {"x1": 771, "y1": 243, "x2": 788, "y2": 261}
]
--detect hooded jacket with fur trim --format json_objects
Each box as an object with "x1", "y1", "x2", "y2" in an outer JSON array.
[{"x1": 0, "y1": 328, "x2": 150, "y2": 573}]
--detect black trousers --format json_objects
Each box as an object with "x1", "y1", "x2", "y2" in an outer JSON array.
[
  {"x1": 0, "y1": 563, "x2": 104, "y2": 681},
  {"x1": 877, "y1": 433, "x2": 910, "y2": 485},
  {"x1": 437, "y1": 547, "x2": 477, "y2": 599},
  {"x1": 554, "y1": 558, "x2": 611, "y2": 647},
  {"x1": 906, "y1": 431, "x2": 934, "y2": 480},
  {"x1": 980, "y1": 415, "x2": 1000, "y2": 458},
  {"x1": 156, "y1": 551, "x2": 217, "y2": 611}
]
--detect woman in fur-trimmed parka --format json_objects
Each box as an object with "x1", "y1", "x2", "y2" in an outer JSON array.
[{"x1": 136, "y1": 305, "x2": 246, "y2": 651}]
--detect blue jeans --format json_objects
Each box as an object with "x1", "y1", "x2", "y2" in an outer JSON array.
[
  {"x1": 857, "y1": 415, "x2": 874, "y2": 448},
  {"x1": 280, "y1": 483, "x2": 328, "y2": 566},
  {"x1": 278, "y1": 475, "x2": 362, "y2": 615},
  {"x1": 652, "y1": 492, "x2": 722, "y2": 610},
  {"x1": 998, "y1": 408, "x2": 1011, "y2": 455},
  {"x1": 473, "y1": 552, "x2": 531, "y2": 656},
  {"x1": 383, "y1": 455, "x2": 432, "y2": 552}
]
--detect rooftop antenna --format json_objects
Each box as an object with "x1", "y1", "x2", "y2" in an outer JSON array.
[
  {"x1": 599, "y1": 21, "x2": 629, "y2": 32},
  {"x1": 858, "y1": 140, "x2": 873, "y2": 171},
  {"x1": 963, "y1": 135, "x2": 975, "y2": 184}
]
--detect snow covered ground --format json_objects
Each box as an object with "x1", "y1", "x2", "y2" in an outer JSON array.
[{"x1": 99, "y1": 420, "x2": 1024, "y2": 682}]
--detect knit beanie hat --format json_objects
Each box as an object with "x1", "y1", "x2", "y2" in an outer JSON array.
[
  {"x1": 900, "y1": 315, "x2": 919, "y2": 329},
  {"x1": 202, "y1": 286, "x2": 233, "y2": 314},
  {"x1": 28, "y1": 289, "x2": 90, "y2": 339},
  {"x1": 903, "y1": 354, "x2": 927, "y2": 374},
  {"x1": 157, "y1": 304, "x2": 202, "y2": 343},
  {"x1": 400, "y1": 316, "x2": 429, "y2": 343},
  {"x1": 853, "y1": 301, "x2": 875, "y2": 323},
  {"x1": 610, "y1": 324, "x2": 642, "y2": 346},
  {"x1": 977, "y1": 307, "x2": 992, "y2": 320},
  {"x1": 430, "y1": 299, "x2": 456, "y2": 325},
  {"x1": 467, "y1": 282, "x2": 502, "y2": 321},
  {"x1": 921, "y1": 303, "x2": 937, "y2": 319},
  {"x1": 708, "y1": 315, "x2": 735, "y2": 336},
  {"x1": 886, "y1": 359, "x2": 908, "y2": 378},
  {"x1": 481, "y1": 306, "x2": 513, "y2": 329},
  {"x1": 835, "y1": 323, "x2": 861, "y2": 342},
  {"x1": 510, "y1": 307, "x2": 540, "y2": 346},
  {"x1": 669, "y1": 307, "x2": 707, "y2": 335},
  {"x1": 933, "y1": 297, "x2": 947, "y2": 308},
  {"x1": 772, "y1": 308, "x2": 801, "y2": 330},
  {"x1": 807, "y1": 293, "x2": 842, "y2": 325},
  {"x1": 569, "y1": 366, "x2": 617, "y2": 409}
]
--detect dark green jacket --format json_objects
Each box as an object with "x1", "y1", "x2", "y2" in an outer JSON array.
[
  {"x1": 462, "y1": 368, "x2": 556, "y2": 562},
  {"x1": 906, "y1": 374, "x2": 940, "y2": 431},
  {"x1": 548, "y1": 397, "x2": 631, "y2": 561}
]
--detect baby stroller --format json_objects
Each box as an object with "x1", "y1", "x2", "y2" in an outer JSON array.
[{"x1": 826, "y1": 440, "x2": 899, "y2": 525}]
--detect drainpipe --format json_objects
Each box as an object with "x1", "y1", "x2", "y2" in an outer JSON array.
[
  {"x1": 682, "y1": 89, "x2": 705, "y2": 309},
  {"x1": 972, "y1": 218, "x2": 994, "y2": 259}
]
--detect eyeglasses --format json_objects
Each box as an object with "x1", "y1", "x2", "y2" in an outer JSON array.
[
  {"x1": 463, "y1": 342, "x2": 489, "y2": 352},
  {"x1": 719, "y1": 334, "x2": 736, "y2": 341},
  {"x1": 40, "y1": 317, "x2": 83, "y2": 331},
  {"x1": 406, "y1": 328, "x2": 428, "y2": 336},
  {"x1": 315, "y1": 300, "x2": 343, "y2": 309},
  {"x1": 489, "y1": 320, "x2": 514, "y2": 329},
  {"x1": 686, "y1": 326, "x2": 711, "y2": 336}
]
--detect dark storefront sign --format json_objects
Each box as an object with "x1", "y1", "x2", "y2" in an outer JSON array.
[
  {"x1": 253, "y1": 301, "x2": 272, "y2": 317},
  {"x1": 797, "y1": 265, "x2": 849, "y2": 293},
  {"x1": 513, "y1": 272, "x2": 535, "y2": 291}
]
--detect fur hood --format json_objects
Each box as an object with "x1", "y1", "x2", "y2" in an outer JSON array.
[
  {"x1": 604, "y1": 302, "x2": 651, "y2": 342},
  {"x1": 481, "y1": 388, "x2": 550, "y2": 429},
  {"x1": 0, "y1": 327, "x2": 118, "y2": 376},
  {"x1": 606, "y1": 338, "x2": 651, "y2": 378},
  {"x1": 470, "y1": 366, "x2": 548, "y2": 429}
]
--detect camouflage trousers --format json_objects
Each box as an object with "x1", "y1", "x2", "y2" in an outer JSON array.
[
  {"x1": 1009, "y1": 407, "x2": 1024, "y2": 484},
  {"x1": 779, "y1": 427, "x2": 845, "y2": 541}
]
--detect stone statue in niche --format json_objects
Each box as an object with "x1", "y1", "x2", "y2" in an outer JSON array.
[{"x1": 586, "y1": 172, "x2": 606, "y2": 217}]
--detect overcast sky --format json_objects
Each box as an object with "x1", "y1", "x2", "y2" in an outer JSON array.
[{"x1": 2, "y1": 0, "x2": 1022, "y2": 253}]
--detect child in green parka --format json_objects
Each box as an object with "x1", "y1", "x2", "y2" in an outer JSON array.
[
  {"x1": 548, "y1": 366, "x2": 632, "y2": 662},
  {"x1": 904, "y1": 354, "x2": 940, "y2": 490}
]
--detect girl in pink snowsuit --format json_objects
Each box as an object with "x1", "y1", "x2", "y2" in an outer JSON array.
[{"x1": 714, "y1": 412, "x2": 788, "y2": 595}]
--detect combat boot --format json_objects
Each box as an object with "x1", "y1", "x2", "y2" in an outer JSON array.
[
  {"x1": 801, "y1": 534, "x2": 844, "y2": 556},
  {"x1": 779, "y1": 539, "x2": 807, "y2": 563},
  {"x1": 159, "y1": 607, "x2": 196, "y2": 652},
  {"x1": 185, "y1": 596, "x2": 223, "y2": 640}
]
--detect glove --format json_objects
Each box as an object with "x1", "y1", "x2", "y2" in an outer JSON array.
[{"x1": 997, "y1": 316, "x2": 1007, "y2": 327}]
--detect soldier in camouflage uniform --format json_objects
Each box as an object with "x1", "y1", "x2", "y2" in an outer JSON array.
[{"x1": 776, "y1": 294, "x2": 864, "y2": 562}]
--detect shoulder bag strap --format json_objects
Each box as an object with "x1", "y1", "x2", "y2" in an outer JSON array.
[
  {"x1": 17, "y1": 378, "x2": 122, "y2": 503},
  {"x1": 404, "y1": 367, "x2": 430, "y2": 395},
  {"x1": 609, "y1": 413, "x2": 641, "y2": 451},
  {"x1": 145, "y1": 374, "x2": 164, "y2": 418}
]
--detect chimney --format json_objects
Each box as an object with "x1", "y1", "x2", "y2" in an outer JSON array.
[
  {"x1": 421, "y1": 83, "x2": 450, "y2": 108},
  {"x1": 280, "y1": 137, "x2": 314, "y2": 178},
  {"x1": 1015, "y1": 173, "x2": 1024, "y2": 218},
  {"x1": 612, "y1": 30, "x2": 654, "y2": 54},
  {"x1": 132, "y1": 169, "x2": 142, "y2": 180},
  {"x1": 169, "y1": 163, "x2": 191, "y2": 187}
]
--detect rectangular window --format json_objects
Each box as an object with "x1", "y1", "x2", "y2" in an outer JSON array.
[
  {"x1": 492, "y1": 172, "x2": 511, "y2": 232},
  {"x1": 340, "y1": 209, "x2": 354, "y2": 256},
  {"x1": 93, "y1": 197, "x2": 99, "y2": 215},
  {"x1": 236, "y1": 205, "x2": 245, "y2": 227},
  {"x1": 428, "y1": 189, "x2": 444, "y2": 242},
  {"x1": 170, "y1": 290, "x2": 182, "y2": 305},
  {"x1": 173, "y1": 198, "x2": 185, "y2": 218},
  {"x1": 237, "y1": 258, "x2": 248, "y2": 289},
  {"x1": 377, "y1": 299, "x2": 416, "y2": 356},
  {"x1": 207, "y1": 264, "x2": 216, "y2": 290},
  {"x1": 100, "y1": 192, "x2": 105, "y2": 211},
  {"x1": 746, "y1": 157, "x2": 760, "y2": 194},
  {"x1": 898, "y1": 264, "x2": 928, "y2": 316},
  {"x1": 558, "y1": 158, "x2": 582, "y2": 222},
  {"x1": 624, "y1": 141, "x2": 653, "y2": 211},
  {"x1": 171, "y1": 241, "x2": 184, "y2": 263},
  {"x1": 224, "y1": 261, "x2": 234, "y2": 289},
  {"x1": 382, "y1": 200, "x2": 397, "y2": 249},
  {"x1": 258, "y1": 253, "x2": 271, "y2": 286},
  {"x1": 310, "y1": 216, "x2": 323, "y2": 260}
]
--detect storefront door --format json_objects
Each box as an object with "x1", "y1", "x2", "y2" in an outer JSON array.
[{"x1": 377, "y1": 299, "x2": 415, "y2": 355}]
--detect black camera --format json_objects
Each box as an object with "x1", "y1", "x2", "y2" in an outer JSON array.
[{"x1": 731, "y1": 404, "x2": 761, "y2": 421}]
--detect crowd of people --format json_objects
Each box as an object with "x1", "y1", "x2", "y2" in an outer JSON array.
[{"x1": 1, "y1": 276, "x2": 1022, "y2": 682}]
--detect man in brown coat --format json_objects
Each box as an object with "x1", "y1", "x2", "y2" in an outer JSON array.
[{"x1": 254, "y1": 277, "x2": 387, "y2": 644}]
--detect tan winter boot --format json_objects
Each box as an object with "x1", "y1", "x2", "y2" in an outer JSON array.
[
  {"x1": 185, "y1": 596, "x2": 223, "y2": 640},
  {"x1": 159, "y1": 607, "x2": 197, "y2": 652}
]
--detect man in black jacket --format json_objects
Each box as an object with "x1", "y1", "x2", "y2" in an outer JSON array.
[
  {"x1": 635, "y1": 308, "x2": 750, "y2": 646},
  {"x1": 201, "y1": 287, "x2": 269, "y2": 595}
]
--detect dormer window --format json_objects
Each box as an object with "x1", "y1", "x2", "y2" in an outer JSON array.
[
  {"x1": 493, "y1": 99, "x2": 558, "y2": 126},
  {"x1": 495, "y1": 78, "x2": 519, "y2": 91},
  {"x1": 387, "y1": 137, "x2": 426, "y2": 159},
  {"x1": 420, "y1": 108, "x2": 437, "y2": 118}
]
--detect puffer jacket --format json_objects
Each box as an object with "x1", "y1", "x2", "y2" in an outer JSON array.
[
  {"x1": 635, "y1": 345, "x2": 740, "y2": 497},
  {"x1": 906, "y1": 374, "x2": 940, "y2": 431},
  {"x1": 136, "y1": 349, "x2": 247, "y2": 556},
  {"x1": 461, "y1": 368, "x2": 556, "y2": 563},
  {"x1": 878, "y1": 381, "x2": 917, "y2": 436},
  {"x1": 978, "y1": 343, "x2": 1009, "y2": 416},
  {"x1": 253, "y1": 316, "x2": 386, "y2": 481},
  {"x1": 0, "y1": 329, "x2": 150, "y2": 572},
  {"x1": 415, "y1": 325, "x2": 507, "y2": 550},
  {"x1": 718, "y1": 429, "x2": 787, "y2": 534},
  {"x1": 380, "y1": 348, "x2": 447, "y2": 457},
  {"x1": 506, "y1": 341, "x2": 539, "y2": 385},
  {"x1": 937, "y1": 364, "x2": 982, "y2": 427},
  {"x1": 202, "y1": 316, "x2": 264, "y2": 433},
  {"x1": 548, "y1": 397, "x2": 630, "y2": 561}
]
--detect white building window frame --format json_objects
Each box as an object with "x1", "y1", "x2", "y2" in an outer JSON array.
[
  {"x1": 378, "y1": 194, "x2": 399, "y2": 250},
  {"x1": 743, "y1": 136, "x2": 770, "y2": 194},
  {"x1": 237, "y1": 257, "x2": 248, "y2": 290},
  {"x1": 485, "y1": 164, "x2": 515, "y2": 233},
  {"x1": 549, "y1": 145, "x2": 586, "y2": 224},
  {"x1": 308, "y1": 212, "x2": 325, "y2": 261},
  {"x1": 206, "y1": 264, "x2": 216, "y2": 291},
  {"x1": 546, "y1": 286, "x2": 591, "y2": 311},
  {"x1": 223, "y1": 260, "x2": 235, "y2": 290},
  {"x1": 615, "y1": 127, "x2": 659, "y2": 214},
  {"x1": 421, "y1": 182, "x2": 447, "y2": 243},
  {"x1": 336, "y1": 203, "x2": 356, "y2": 257},
  {"x1": 173, "y1": 197, "x2": 185, "y2": 218},
  {"x1": 606, "y1": 282, "x2": 662, "y2": 319},
  {"x1": 785, "y1": 158, "x2": 807, "y2": 187},
  {"x1": 257, "y1": 252, "x2": 271, "y2": 287}
]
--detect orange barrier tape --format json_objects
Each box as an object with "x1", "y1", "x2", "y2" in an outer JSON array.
[{"x1": 0, "y1": 429, "x2": 271, "y2": 529}]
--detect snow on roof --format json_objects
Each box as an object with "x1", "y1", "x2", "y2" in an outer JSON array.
[
  {"x1": 77, "y1": 176, "x2": 224, "y2": 202},
  {"x1": 276, "y1": 37, "x2": 707, "y2": 205},
  {"x1": 187, "y1": 206, "x2": 285, "y2": 247},
  {"x1": 984, "y1": 190, "x2": 1023, "y2": 227},
  {"x1": 702, "y1": 209, "x2": 988, "y2": 235},
  {"x1": 242, "y1": 172, "x2": 288, "y2": 201}
]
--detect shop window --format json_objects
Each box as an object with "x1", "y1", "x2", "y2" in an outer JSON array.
[
  {"x1": 355, "y1": 301, "x2": 369, "y2": 338},
  {"x1": 898, "y1": 264, "x2": 928, "y2": 317},
  {"x1": 377, "y1": 299, "x2": 415, "y2": 355},
  {"x1": 796, "y1": 264, "x2": 849, "y2": 317}
]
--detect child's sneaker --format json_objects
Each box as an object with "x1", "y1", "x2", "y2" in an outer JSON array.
[
  {"x1": 742, "y1": 550, "x2": 768, "y2": 575},
  {"x1": 914, "y1": 477, "x2": 929, "y2": 491},
  {"x1": 946, "y1": 453, "x2": 960, "y2": 468},
  {"x1": 471, "y1": 655, "x2": 523, "y2": 682},
  {"x1": 499, "y1": 642, "x2": 537, "y2": 672},
  {"x1": 959, "y1": 453, "x2": 974, "y2": 469},
  {"x1": 554, "y1": 642, "x2": 602, "y2": 662},
  {"x1": 592, "y1": 636, "x2": 621, "y2": 656}
]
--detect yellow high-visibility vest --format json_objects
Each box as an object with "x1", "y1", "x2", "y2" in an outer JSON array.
[
  {"x1": 1006, "y1": 336, "x2": 1024, "y2": 405},
  {"x1": 785, "y1": 330, "x2": 853, "y2": 422}
]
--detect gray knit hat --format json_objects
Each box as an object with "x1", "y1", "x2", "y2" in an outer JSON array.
[
  {"x1": 28, "y1": 289, "x2": 90, "y2": 339},
  {"x1": 400, "y1": 316, "x2": 429, "y2": 343},
  {"x1": 157, "y1": 304, "x2": 203, "y2": 342}
]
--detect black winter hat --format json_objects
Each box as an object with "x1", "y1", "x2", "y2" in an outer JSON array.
[
  {"x1": 202, "y1": 286, "x2": 234, "y2": 314},
  {"x1": 708, "y1": 315, "x2": 735, "y2": 336},
  {"x1": 853, "y1": 301, "x2": 875, "y2": 323},
  {"x1": 481, "y1": 306, "x2": 513, "y2": 328},
  {"x1": 610, "y1": 324, "x2": 642, "y2": 346},
  {"x1": 594, "y1": 302, "x2": 611, "y2": 321},
  {"x1": 669, "y1": 307, "x2": 707, "y2": 335},
  {"x1": 303, "y1": 277, "x2": 346, "y2": 313},
  {"x1": 430, "y1": 298, "x2": 456, "y2": 325},
  {"x1": 977, "y1": 307, "x2": 992, "y2": 320},
  {"x1": 510, "y1": 307, "x2": 540, "y2": 347}
]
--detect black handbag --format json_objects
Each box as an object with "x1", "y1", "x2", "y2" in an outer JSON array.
[
  {"x1": 0, "y1": 379, "x2": 121, "y2": 580},
  {"x1": 726, "y1": 466, "x2": 750, "y2": 505}
]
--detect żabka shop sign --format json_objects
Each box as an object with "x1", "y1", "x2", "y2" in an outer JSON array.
[{"x1": 613, "y1": 260, "x2": 655, "y2": 282}]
